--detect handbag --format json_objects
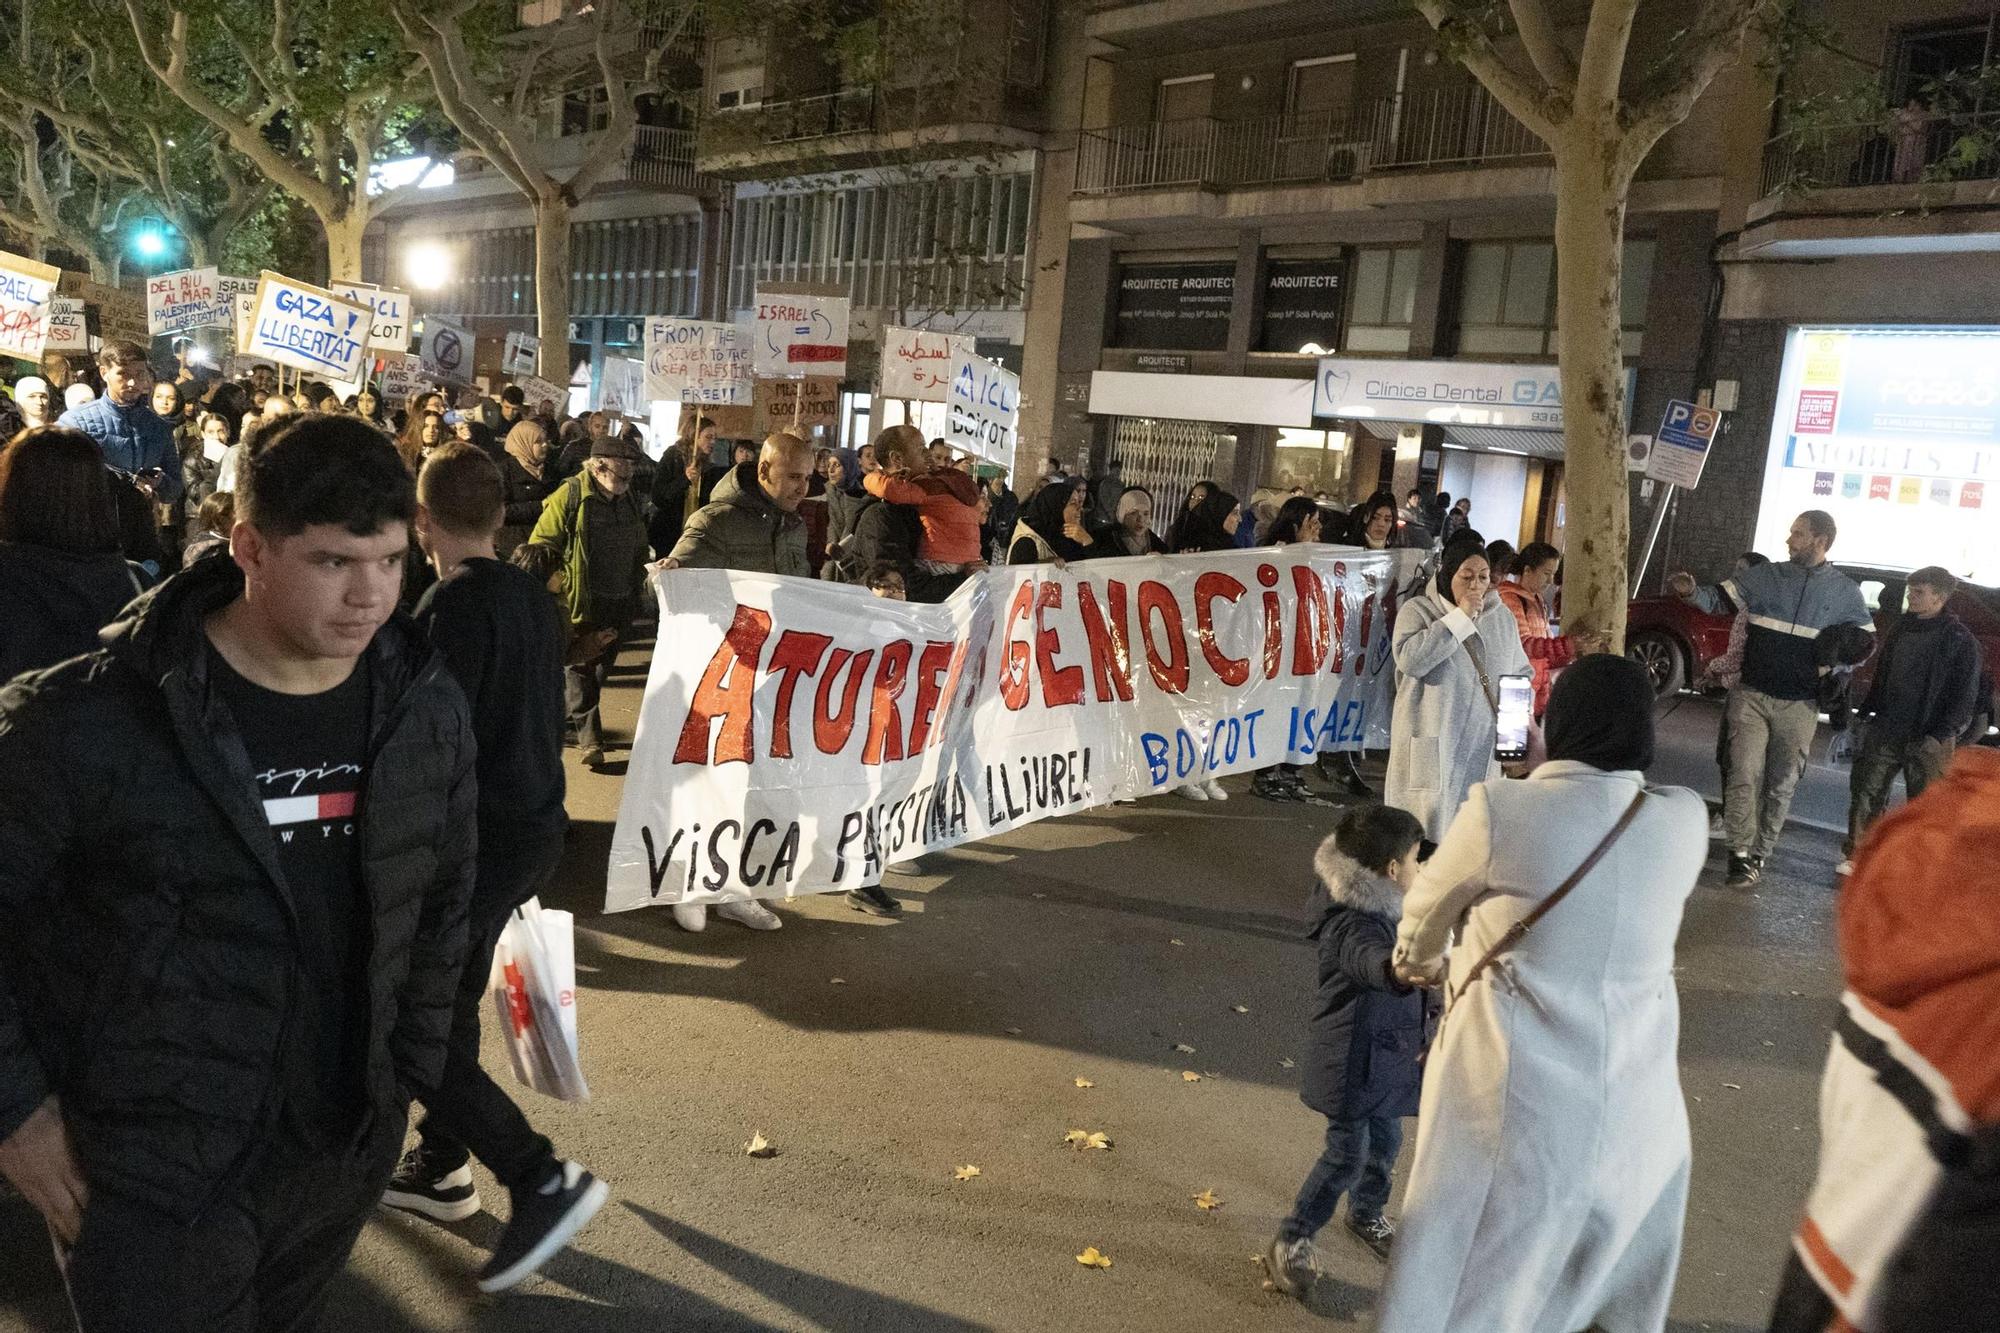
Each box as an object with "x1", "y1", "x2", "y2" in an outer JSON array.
[{"x1": 1438, "y1": 788, "x2": 1649, "y2": 1020}]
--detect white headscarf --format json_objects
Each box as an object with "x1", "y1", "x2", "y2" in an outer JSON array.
[
  {"x1": 13, "y1": 376, "x2": 50, "y2": 424},
  {"x1": 64, "y1": 383, "x2": 96, "y2": 411}
]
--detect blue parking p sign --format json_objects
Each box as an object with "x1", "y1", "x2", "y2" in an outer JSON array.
[{"x1": 1646, "y1": 399, "x2": 1721, "y2": 489}]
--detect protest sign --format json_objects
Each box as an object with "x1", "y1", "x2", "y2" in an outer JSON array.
[
  {"x1": 945, "y1": 347, "x2": 1019, "y2": 463},
  {"x1": 0, "y1": 250, "x2": 61, "y2": 362},
  {"x1": 245, "y1": 272, "x2": 372, "y2": 383},
  {"x1": 752, "y1": 284, "x2": 849, "y2": 378},
  {"x1": 503, "y1": 330, "x2": 540, "y2": 375},
  {"x1": 516, "y1": 372, "x2": 567, "y2": 413},
  {"x1": 605, "y1": 547, "x2": 1422, "y2": 912},
  {"x1": 44, "y1": 298, "x2": 88, "y2": 353},
  {"x1": 751, "y1": 376, "x2": 841, "y2": 437},
  {"x1": 598, "y1": 354, "x2": 645, "y2": 416},
  {"x1": 420, "y1": 316, "x2": 474, "y2": 384},
  {"x1": 646, "y1": 317, "x2": 754, "y2": 406},
  {"x1": 882, "y1": 327, "x2": 972, "y2": 402},
  {"x1": 58, "y1": 273, "x2": 145, "y2": 346},
  {"x1": 213, "y1": 275, "x2": 258, "y2": 329},
  {"x1": 329, "y1": 280, "x2": 412, "y2": 353},
  {"x1": 376, "y1": 351, "x2": 427, "y2": 402},
  {"x1": 147, "y1": 267, "x2": 225, "y2": 337}
]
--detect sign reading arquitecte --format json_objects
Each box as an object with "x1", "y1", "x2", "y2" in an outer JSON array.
[
  {"x1": 245, "y1": 271, "x2": 372, "y2": 383},
  {"x1": 1258, "y1": 256, "x2": 1346, "y2": 354},
  {"x1": 1111, "y1": 262, "x2": 1234, "y2": 352},
  {"x1": 1312, "y1": 357, "x2": 1566, "y2": 430}
]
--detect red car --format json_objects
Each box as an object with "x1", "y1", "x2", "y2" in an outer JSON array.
[{"x1": 1624, "y1": 566, "x2": 2000, "y2": 742}]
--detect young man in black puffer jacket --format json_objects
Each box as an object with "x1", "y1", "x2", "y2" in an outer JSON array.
[{"x1": 0, "y1": 414, "x2": 477, "y2": 1331}]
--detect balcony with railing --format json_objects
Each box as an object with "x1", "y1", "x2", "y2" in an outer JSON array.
[
  {"x1": 1074, "y1": 87, "x2": 1548, "y2": 198},
  {"x1": 1759, "y1": 108, "x2": 2000, "y2": 196},
  {"x1": 629, "y1": 125, "x2": 721, "y2": 195}
]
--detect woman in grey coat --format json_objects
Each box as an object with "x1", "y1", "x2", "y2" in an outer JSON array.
[{"x1": 1385, "y1": 540, "x2": 1533, "y2": 840}]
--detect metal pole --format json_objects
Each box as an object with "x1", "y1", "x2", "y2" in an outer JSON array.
[{"x1": 1631, "y1": 484, "x2": 1677, "y2": 597}]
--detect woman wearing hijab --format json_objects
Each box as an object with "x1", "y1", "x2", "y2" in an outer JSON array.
[
  {"x1": 12, "y1": 376, "x2": 54, "y2": 430},
  {"x1": 1163, "y1": 480, "x2": 1216, "y2": 553},
  {"x1": 1172, "y1": 486, "x2": 1240, "y2": 554},
  {"x1": 1376, "y1": 656, "x2": 1705, "y2": 1333},
  {"x1": 1007, "y1": 477, "x2": 1094, "y2": 565},
  {"x1": 1385, "y1": 538, "x2": 1533, "y2": 841},
  {"x1": 1100, "y1": 485, "x2": 1167, "y2": 556},
  {"x1": 498, "y1": 419, "x2": 555, "y2": 556}
]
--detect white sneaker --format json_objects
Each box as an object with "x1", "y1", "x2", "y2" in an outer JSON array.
[
  {"x1": 1835, "y1": 858, "x2": 1854, "y2": 877},
  {"x1": 1204, "y1": 777, "x2": 1228, "y2": 801},
  {"x1": 671, "y1": 903, "x2": 707, "y2": 932},
  {"x1": 1176, "y1": 782, "x2": 1210, "y2": 802},
  {"x1": 717, "y1": 900, "x2": 782, "y2": 931}
]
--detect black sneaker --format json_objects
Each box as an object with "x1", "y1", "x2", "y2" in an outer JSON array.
[
  {"x1": 1252, "y1": 773, "x2": 1305, "y2": 803},
  {"x1": 476, "y1": 1160, "x2": 610, "y2": 1294},
  {"x1": 1345, "y1": 1212, "x2": 1395, "y2": 1261},
  {"x1": 1265, "y1": 1233, "x2": 1317, "y2": 1299},
  {"x1": 381, "y1": 1145, "x2": 482, "y2": 1222},
  {"x1": 1726, "y1": 853, "x2": 1761, "y2": 889},
  {"x1": 846, "y1": 883, "x2": 904, "y2": 917},
  {"x1": 579, "y1": 745, "x2": 605, "y2": 770}
]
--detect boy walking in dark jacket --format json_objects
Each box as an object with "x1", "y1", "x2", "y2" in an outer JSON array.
[
  {"x1": 389, "y1": 442, "x2": 608, "y2": 1291},
  {"x1": 1269, "y1": 803, "x2": 1438, "y2": 1298}
]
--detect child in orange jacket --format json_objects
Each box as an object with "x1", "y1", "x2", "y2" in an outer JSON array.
[{"x1": 864, "y1": 424, "x2": 984, "y2": 574}]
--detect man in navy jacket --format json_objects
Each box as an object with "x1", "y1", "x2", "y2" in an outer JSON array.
[{"x1": 56, "y1": 340, "x2": 182, "y2": 504}]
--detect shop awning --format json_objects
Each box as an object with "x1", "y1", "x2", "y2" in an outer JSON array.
[{"x1": 1441, "y1": 425, "x2": 1566, "y2": 460}]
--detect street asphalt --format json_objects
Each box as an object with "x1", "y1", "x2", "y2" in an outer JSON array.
[{"x1": 1, "y1": 654, "x2": 1852, "y2": 1333}]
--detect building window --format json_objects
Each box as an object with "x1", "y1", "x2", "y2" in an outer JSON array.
[
  {"x1": 1344, "y1": 246, "x2": 1420, "y2": 354},
  {"x1": 1155, "y1": 73, "x2": 1214, "y2": 122},
  {"x1": 1265, "y1": 427, "x2": 1350, "y2": 500},
  {"x1": 424, "y1": 215, "x2": 704, "y2": 321},
  {"x1": 1456, "y1": 237, "x2": 1655, "y2": 358},
  {"x1": 1005, "y1": 0, "x2": 1048, "y2": 88},
  {"x1": 1287, "y1": 55, "x2": 1356, "y2": 126}
]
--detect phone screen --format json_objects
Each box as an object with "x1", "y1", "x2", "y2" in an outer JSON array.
[{"x1": 1495, "y1": 674, "x2": 1534, "y2": 761}]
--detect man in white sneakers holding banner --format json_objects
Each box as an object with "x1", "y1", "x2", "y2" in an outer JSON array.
[{"x1": 391, "y1": 442, "x2": 608, "y2": 1291}]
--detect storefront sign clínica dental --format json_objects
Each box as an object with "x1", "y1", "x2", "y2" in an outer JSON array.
[{"x1": 1314, "y1": 357, "x2": 1566, "y2": 430}]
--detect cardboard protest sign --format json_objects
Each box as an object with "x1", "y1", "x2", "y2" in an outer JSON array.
[
  {"x1": 502, "y1": 330, "x2": 540, "y2": 375},
  {"x1": 945, "y1": 347, "x2": 1019, "y2": 464},
  {"x1": 376, "y1": 351, "x2": 427, "y2": 403},
  {"x1": 419, "y1": 316, "x2": 474, "y2": 384},
  {"x1": 516, "y1": 373, "x2": 567, "y2": 413},
  {"x1": 752, "y1": 284, "x2": 849, "y2": 378},
  {"x1": 0, "y1": 250, "x2": 62, "y2": 363},
  {"x1": 882, "y1": 326, "x2": 972, "y2": 402},
  {"x1": 213, "y1": 275, "x2": 258, "y2": 329},
  {"x1": 751, "y1": 376, "x2": 841, "y2": 437},
  {"x1": 147, "y1": 267, "x2": 225, "y2": 337},
  {"x1": 597, "y1": 354, "x2": 646, "y2": 416},
  {"x1": 606, "y1": 547, "x2": 1423, "y2": 911},
  {"x1": 244, "y1": 271, "x2": 372, "y2": 383},
  {"x1": 44, "y1": 298, "x2": 88, "y2": 353},
  {"x1": 58, "y1": 273, "x2": 145, "y2": 346},
  {"x1": 645, "y1": 317, "x2": 753, "y2": 406}
]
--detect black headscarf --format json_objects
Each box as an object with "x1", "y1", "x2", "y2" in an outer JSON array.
[
  {"x1": 1434, "y1": 536, "x2": 1490, "y2": 599},
  {"x1": 1020, "y1": 479, "x2": 1080, "y2": 545},
  {"x1": 1544, "y1": 653, "x2": 1656, "y2": 772},
  {"x1": 1175, "y1": 488, "x2": 1239, "y2": 553}
]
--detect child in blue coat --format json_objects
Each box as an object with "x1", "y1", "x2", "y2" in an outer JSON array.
[{"x1": 1268, "y1": 802, "x2": 1439, "y2": 1297}]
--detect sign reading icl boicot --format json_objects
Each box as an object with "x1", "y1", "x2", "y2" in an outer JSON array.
[
  {"x1": 752, "y1": 287, "x2": 849, "y2": 378},
  {"x1": 882, "y1": 326, "x2": 972, "y2": 402},
  {"x1": 0, "y1": 250, "x2": 62, "y2": 362},
  {"x1": 146, "y1": 266, "x2": 226, "y2": 337},
  {"x1": 330, "y1": 281, "x2": 413, "y2": 354},
  {"x1": 646, "y1": 318, "x2": 753, "y2": 406},
  {"x1": 607, "y1": 547, "x2": 1423, "y2": 911},
  {"x1": 245, "y1": 272, "x2": 372, "y2": 383},
  {"x1": 945, "y1": 346, "x2": 1019, "y2": 464},
  {"x1": 1313, "y1": 356, "x2": 1566, "y2": 430}
]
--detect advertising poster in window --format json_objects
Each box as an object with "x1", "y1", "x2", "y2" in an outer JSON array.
[
  {"x1": 1755, "y1": 326, "x2": 2000, "y2": 582},
  {"x1": 1111, "y1": 262, "x2": 1234, "y2": 351},
  {"x1": 1258, "y1": 256, "x2": 1346, "y2": 354}
]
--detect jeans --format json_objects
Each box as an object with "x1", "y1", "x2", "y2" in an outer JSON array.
[
  {"x1": 62, "y1": 1120, "x2": 404, "y2": 1332},
  {"x1": 565, "y1": 620, "x2": 629, "y2": 752},
  {"x1": 411, "y1": 836, "x2": 565, "y2": 1193},
  {"x1": 1844, "y1": 731, "x2": 1953, "y2": 856},
  {"x1": 1723, "y1": 686, "x2": 1820, "y2": 860},
  {"x1": 1279, "y1": 1114, "x2": 1403, "y2": 1242}
]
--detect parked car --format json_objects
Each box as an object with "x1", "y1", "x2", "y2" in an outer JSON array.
[{"x1": 1622, "y1": 565, "x2": 1998, "y2": 743}]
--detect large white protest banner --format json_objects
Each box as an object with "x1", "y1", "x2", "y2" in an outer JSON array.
[
  {"x1": 944, "y1": 347, "x2": 1019, "y2": 464},
  {"x1": 605, "y1": 547, "x2": 1422, "y2": 913},
  {"x1": 147, "y1": 267, "x2": 225, "y2": 337},
  {"x1": 0, "y1": 250, "x2": 61, "y2": 362},
  {"x1": 752, "y1": 285, "x2": 849, "y2": 378},
  {"x1": 245, "y1": 272, "x2": 372, "y2": 383},
  {"x1": 44, "y1": 298, "x2": 88, "y2": 353},
  {"x1": 882, "y1": 326, "x2": 972, "y2": 402},
  {"x1": 598, "y1": 354, "x2": 645, "y2": 416},
  {"x1": 420, "y1": 316, "x2": 474, "y2": 384},
  {"x1": 645, "y1": 317, "x2": 753, "y2": 406}
]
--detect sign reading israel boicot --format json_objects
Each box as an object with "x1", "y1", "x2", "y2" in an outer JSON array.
[{"x1": 605, "y1": 547, "x2": 1419, "y2": 913}]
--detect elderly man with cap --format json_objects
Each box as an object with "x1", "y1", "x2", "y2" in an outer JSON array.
[{"x1": 525, "y1": 432, "x2": 650, "y2": 772}]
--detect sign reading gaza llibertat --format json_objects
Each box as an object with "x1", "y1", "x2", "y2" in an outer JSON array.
[{"x1": 604, "y1": 547, "x2": 1424, "y2": 913}]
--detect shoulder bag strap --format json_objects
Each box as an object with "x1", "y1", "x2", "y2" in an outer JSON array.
[
  {"x1": 1447, "y1": 788, "x2": 1648, "y2": 1007},
  {"x1": 1462, "y1": 632, "x2": 1500, "y2": 716}
]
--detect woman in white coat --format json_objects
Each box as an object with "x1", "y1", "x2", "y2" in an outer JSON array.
[
  {"x1": 1385, "y1": 541, "x2": 1532, "y2": 841},
  {"x1": 1376, "y1": 655, "x2": 1708, "y2": 1333}
]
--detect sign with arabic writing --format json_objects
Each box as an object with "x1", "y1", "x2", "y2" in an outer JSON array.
[
  {"x1": 752, "y1": 284, "x2": 849, "y2": 379},
  {"x1": 881, "y1": 326, "x2": 973, "y2": 403}
]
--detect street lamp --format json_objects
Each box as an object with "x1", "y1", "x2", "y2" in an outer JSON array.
[
  {"x1": 132, "y1": 227, "x2": 168, "y2": 259},
  {"x1": 405, "y1": 240, "x2": 454, "y2": 291}
]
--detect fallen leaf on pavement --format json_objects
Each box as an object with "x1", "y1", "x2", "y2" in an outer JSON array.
[
  {"x1": 744, "y1": 1132, "x2": 775, "y2": 1158},
  {"x1": 1169, "y1": 938, "x2": 1186, "y2": 946},
  {"x1": 1279, "y1": 1058, "x2": 1296, "y2": 1069},
  {"x1": 1074, "y1": 1078, "x2": 1095, "y2": 1088},
  {"x1": 1085, "y1": 1131, "x2": 1111, "y2": 1150},
  {"x1": 1064, "y1": 1129, "x2": 1112, "y2": 1150},
  {"x1": 1076, "y1": 1247, "x2": 1113, "y2": 1269},
  {"x1": 1232, "y1": 1005, "x2": 1250, "y2": 1014},
  {"x1": 1722, "y1": 1083, "x2": 1742, "y2": 1090},
  {"x1": 954, "y1": 1165, "x2": 981, "y2": 1181},
  {"x1": 1174, "y1": 1043, "x2": 1196, "y2": 1054},
  {"x1": 1182, "y1": 1071, "x2": 1203, "y2": 1082},
  {"x1": 829, "y1": 978, "x2": 847, "y2": 985},
  {"x1": 1005, "y1": 1027, "x2": 1022, "y2": 1036},
  {"x1": 1192, "y1": 1189, "x2": 1223, "y2": 1211}
]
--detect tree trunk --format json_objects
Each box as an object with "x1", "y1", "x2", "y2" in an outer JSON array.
[
  {"x1": 322, "y1": 211, "x2": 367, "y2": 284},
  {"x1": 533, "y1": 191, "x2": 572, "y2": 384},
  {"x1": 1550, "y1": 136, "x2": 1634, "y2": 650},
  {"x1": 86, "y1": 253, "x2": 117, "y2": 284}
]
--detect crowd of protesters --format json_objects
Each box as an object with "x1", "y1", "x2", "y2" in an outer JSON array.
[{"x1": 1, "y1": 331, "x2": 1991, "y2": 1333}]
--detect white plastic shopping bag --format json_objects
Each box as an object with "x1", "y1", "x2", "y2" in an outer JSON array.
[{"x1": 488, "y1": 897, "x2": 590, "y2": 1102}]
